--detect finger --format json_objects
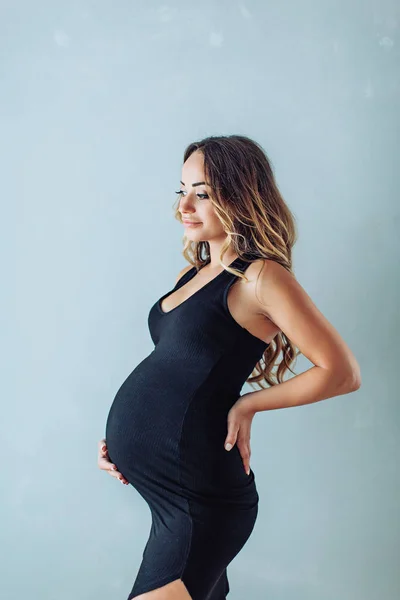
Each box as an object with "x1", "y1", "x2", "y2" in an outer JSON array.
[
  {"x1": 237, "y1": 441, "x2": 251, "y2": 475},
  {"x1": 224, "y1": 410, "x2": 241, "y2": 451},
  {"x1": 98, "y1": 455, "x2": 113, "y2": 469},
  {"x1": 98, "y1": 454, "x2": 113, "y2": 469},
  {"x1": 224, "y1": 425, "x2": 239, "y2": 451},
  {"x1": 98, "y1": 440, "x2": 108, "y2": 460},
  {"x1": 108, "y1": 465, "x2": 129, "y2": 485},
  {"x1": 97, "y1": 450, "x2": 109, "y2": 466}
]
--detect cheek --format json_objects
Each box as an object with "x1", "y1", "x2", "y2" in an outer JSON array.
[{"x1": 202, "y1": 207, "x2": 224, "y2": 230}]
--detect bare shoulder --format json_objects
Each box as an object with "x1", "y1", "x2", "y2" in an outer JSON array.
[
  {"x1": 175, "y1": 264, "x2": 193, "y2": 285},
  {"x1": 252, "y1": 258, "x2": 316, "y2": 317},
  {"x1": 253, "y1": 258, "x2": 296, "y2": 289}
]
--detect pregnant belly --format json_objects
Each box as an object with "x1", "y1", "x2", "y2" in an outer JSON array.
[
  {"x1": 106, "y1": 393, "x2": 258, "y2": 507},
  {"x1": 104, "y1": 367, "x2": 184, "y2": 489},
  {"x1": 104, "y1": 358, "x2": 258, "y2": 504}
]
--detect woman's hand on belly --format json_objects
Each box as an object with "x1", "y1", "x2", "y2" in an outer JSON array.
[{"x1": 97, "y1": 438, "x2": 129, "y2": 485}]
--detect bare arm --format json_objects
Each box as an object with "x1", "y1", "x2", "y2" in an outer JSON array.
[{"x1": 245, "y1": 260, "x2": 361, "y2": 413}]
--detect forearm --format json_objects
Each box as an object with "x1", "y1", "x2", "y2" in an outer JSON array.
[{"x1": 244, "y1": 365, "x2": 359, "y2": 413}]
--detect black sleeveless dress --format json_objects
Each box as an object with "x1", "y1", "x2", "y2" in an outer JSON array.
[{"x1": 105, "y1": 256, "x2": 269, "y2": 600}]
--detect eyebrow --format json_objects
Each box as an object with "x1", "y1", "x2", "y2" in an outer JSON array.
[{"x1": 180, "y1": 180, "x2": 210, "y2": 187}]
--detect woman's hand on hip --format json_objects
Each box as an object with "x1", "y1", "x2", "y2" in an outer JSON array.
[{"x1": 224, "y1": 393, "x2": 257, "y2": 476}]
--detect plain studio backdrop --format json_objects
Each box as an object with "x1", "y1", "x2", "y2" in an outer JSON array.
[{"x1": 3, "y1": 1, "x2": 399, "y2": 599}]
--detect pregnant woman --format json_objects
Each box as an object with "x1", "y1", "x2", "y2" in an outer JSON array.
[{"x1": 98, "y1": 134, "x2": 361, "y2": 600}]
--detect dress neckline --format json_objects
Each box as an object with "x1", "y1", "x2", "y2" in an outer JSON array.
[{"x1": 157, "y1": 257, "x2": 244, "y2": 316}]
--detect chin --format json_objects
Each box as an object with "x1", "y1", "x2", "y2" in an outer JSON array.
[{"x1": 185, "y1": 228, "x2": 205, "y2": 239}]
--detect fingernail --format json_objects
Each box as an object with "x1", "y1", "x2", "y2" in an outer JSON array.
[{"x1": 225, "y1": 443, "x2": 232, "y2": 451}]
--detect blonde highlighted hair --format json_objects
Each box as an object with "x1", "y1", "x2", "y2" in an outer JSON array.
[{"x1": 174, "y1": 134, "x2": 301, "y2": 389}]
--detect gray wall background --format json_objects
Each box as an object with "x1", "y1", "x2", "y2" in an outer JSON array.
[{"x1": 3, "y1": 1, "x2": 399, "y2": 599}]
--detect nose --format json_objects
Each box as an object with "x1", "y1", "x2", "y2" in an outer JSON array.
[{"x1": 179, "y1": 194, "x2": 196, "y2": 214}]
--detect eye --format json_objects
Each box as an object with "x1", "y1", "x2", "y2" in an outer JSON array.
[{"x1": 174, "y1": 191, "x2": 209, "y2": 199}]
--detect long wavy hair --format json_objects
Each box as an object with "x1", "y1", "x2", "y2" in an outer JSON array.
[{"x1": 173, "y1": 134, "x2": 301, "y2": 389}]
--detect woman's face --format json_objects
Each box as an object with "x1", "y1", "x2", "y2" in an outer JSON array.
[{"x1": 178, "y1": 150, "x2": 225, "y2": 241}]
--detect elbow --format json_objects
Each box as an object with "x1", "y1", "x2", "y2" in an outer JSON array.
[
  {"x1": 343, "y1": 366, "x2": 362, "y2": 393},
  {"x1": 333, "y1": 352, "x2": 361, "y2": 393},
  {"x1": 349, "y1": 373, "x2": 361, "y2": 392},
  {"x1": 327, "y1": 361, "x2": 361, "y2": 394}
]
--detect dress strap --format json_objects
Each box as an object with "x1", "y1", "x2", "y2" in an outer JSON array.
[
  {"x1": 175, "y1": 256, "x2": 255, "y2": 287},
  {"x1": 174, "y1": 266, "x2": 196, "y2": 290}
]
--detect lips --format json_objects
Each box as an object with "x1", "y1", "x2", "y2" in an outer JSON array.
[{"x1": 183, "y1": 220, "x2": 201, "y2": 224}]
